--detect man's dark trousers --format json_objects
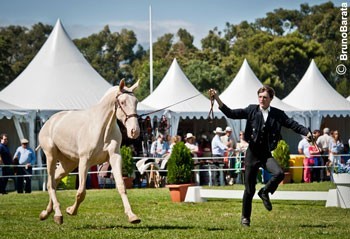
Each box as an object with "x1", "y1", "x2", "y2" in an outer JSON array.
[{"x1": 242, "y1": 147, "x2": 284, "y2": 219}]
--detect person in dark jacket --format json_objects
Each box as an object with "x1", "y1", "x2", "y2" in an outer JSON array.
[
  {"x1": 0, "y1": 133, "x2": 13, "y2": 194},
  {"x1": 209, "y1": 85, "x2": 311, "y2": 227}
]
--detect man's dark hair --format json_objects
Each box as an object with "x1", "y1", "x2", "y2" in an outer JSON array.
[
  {"x1": 257, "y1": 85, "x2": 275, "y2": 99},
  {"x1": 0, "y1": 133, "x2": 8, "y2": 140}
]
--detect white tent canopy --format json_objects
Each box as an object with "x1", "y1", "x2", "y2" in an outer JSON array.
[
  {"x1": 142, "y1": 58, "x2": 222, "y2": 136},
  {"x1": 283, "y1": 59, "x2": 350, "y2": 131},
  {"x1": 283, "y1": 59, "x2": 350, "y2": 111},
  {"x1": 0, "y1": 19, "x2": 112, "y2": 112},
  {"x1": 0, "y1": 19, "x2": 147, "y2": 167}
]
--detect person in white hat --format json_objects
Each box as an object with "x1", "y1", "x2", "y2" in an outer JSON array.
[
  {"x1": 13, "y1": 138, "x2": 36, "y2": 193},
  {"x1": 211, "y1": 127, "x2": 231, "y2": 158},
  {"x1": 185, "y1": 133, "x2": 199, "y2": 158},
  {"x1": 209, "y1": 85, "x2": 312, "y2": 227}
]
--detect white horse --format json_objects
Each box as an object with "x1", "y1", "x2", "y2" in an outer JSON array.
[{"x1": 38, "y1": 79, "x2": 141, "y2": 224}]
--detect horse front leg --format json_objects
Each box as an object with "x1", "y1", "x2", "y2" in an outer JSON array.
[
  {"x1": 66, "y1": 161, "x2": 87, "y2": 216},
  {"x1": 109, "y1": 152, "x2": 141, "y2": 224}
]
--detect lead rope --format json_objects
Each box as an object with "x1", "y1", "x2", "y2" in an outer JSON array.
[
  {"x1": 207, "y1": 95, "x2": 215, "y2": 123},
  {"x1": 138, "y1": 93, "x2": 202, "y2": 118}
]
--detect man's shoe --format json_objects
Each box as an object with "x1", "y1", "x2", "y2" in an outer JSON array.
[
  {"x1": 258, "y1": 188, "x2": 272, "y2": 211},
  {"x1": 241, "y1": 217, "x2": 250, "y2": 227}
]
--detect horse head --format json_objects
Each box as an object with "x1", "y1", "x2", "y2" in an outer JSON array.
[{"x1": 116, "y1": 79, "x2": 140, "y2": 139}]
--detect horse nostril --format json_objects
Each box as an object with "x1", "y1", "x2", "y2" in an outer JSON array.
[{"x1": 131, "y1": 129, "x2": 135, "y2": 136}]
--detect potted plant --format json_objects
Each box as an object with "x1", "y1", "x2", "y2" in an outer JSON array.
[
  {"x1": 121, "y1": 145, "x2": 134, "y2": 189},
  {"x1": 166, "y1": 142, "x2": 194, "y2": 202},
  {"x1": 272, "y1": 140, "x2": 291, "y2": 184}
]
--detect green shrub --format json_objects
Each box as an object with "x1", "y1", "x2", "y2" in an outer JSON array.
[
  {"x1": 167, "y1": 142, "x2": 194, "y2": 184},
  {"x1": 272, "y1": 140, "x2": 290, "y2": 170},
  {"x1": 120, "y1": 145, "x2": 134, "y2": 177}
]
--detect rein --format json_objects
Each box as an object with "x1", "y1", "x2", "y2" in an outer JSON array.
[
  {"x1": 138, "y1": 93, "x2": 202, "y2": 118},
  {"x1": 207, "y1": 95, "x2": 215, "y2": 122}
]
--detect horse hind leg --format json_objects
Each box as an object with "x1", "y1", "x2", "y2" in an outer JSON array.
[{"x1": 51, "y1": 159, "x2": 80, "y2": 217}]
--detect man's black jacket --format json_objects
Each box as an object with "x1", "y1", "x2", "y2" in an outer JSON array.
[{"x1": 220, "y1": 104, "x2": 309, "y2": 152}]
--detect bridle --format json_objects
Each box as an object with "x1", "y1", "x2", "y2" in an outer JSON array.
[{"x1": 115, "y1": 90, "x2": 139, "y2": 124}]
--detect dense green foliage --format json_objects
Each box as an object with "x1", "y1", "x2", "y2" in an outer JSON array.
[
  {"x1": 167, "y1": 142, "x2": 194, "y2": 184},
  {"x1": 0, "y1": 2, "x2": 349, "y2": 99},
  {"x1": 120, "y1": 145, "x2": 134, "y2": 177},
  {"x1": 0, "y1": 182, "x2": 349, "y2": 239},
  {"x1": 272, "y1": 140, "x2": 291, "y2": 170}
]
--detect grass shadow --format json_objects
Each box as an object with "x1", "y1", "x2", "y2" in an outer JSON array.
[{"x1": 76, "y1": 224, "x2": 224, "y2": 231}]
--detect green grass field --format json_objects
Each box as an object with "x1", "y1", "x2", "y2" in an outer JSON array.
[{"x1": 0, "y1": 182, "x2": 349, "y2": 239}]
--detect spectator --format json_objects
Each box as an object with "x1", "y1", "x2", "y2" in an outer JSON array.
[
  {"x1": 0, "y1": 133, "x2": 13, "y2": 194},
  {"x1": 198, "y1": 134, "x2": 211, "y2": 157},
  {"x1": 298, "y1": 136, "x2": 313, "y2": 183},
  {"x1": 236, "y1": 131, "x2": 249, "y2": 156},
  {"x1": 316, "y1": 127, "x2": 333, "y2": 181},
  {"x1": 13, "y1": 138, "x2": 36, "y2": 193},
  {"x1": 329, "y1": 130, "x2": 344, "y2": 166},
  {"x1": 150, "y1": 134, "x2": 168, "y2": 158},
  {"x1": 221, "y1": 127, "x2": 236, "y2": 184},
  {"x1": 211, "y1": 127, "x2": 228, "y2": 158},
  {"x1": 184, "y1": 133, "x2": 199, "y2": 157},
  {"x1": 169, "y1": 135, "x2": 180, "y2": 153},
  {"x1": 221, "y1": 126, "x2": 236, "y2": 149},
  {"x1": 310, "y1": 130, "x2": 321, "y2": 182},
  {"x1": 235, "y1": 131, "x2": 249, "y2": 184}
]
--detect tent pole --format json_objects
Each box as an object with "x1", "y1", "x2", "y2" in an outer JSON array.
[{"x1": 149, "y1": 5, "x2": 153, "y2": 94}]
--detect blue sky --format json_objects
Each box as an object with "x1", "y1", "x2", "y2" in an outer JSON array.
[{"x1": 0, "y1": 0, "x2": 344, "y2": 48}]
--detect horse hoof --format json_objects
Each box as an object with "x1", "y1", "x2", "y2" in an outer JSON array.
[
  {"x1": 54, "y1": 216, "x2": 63, "y2": 225},
  {"x1": 39, "y1": 211, "x2": 49, "y2": 221},
  {"x1": 66, "y1": 207, "x2": 77, "y2": 216},
  {"x1": 129, "y1": 216, "x2": 141, "y2": 224}
]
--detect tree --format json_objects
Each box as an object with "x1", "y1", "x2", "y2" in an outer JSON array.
[
  {"x1": 256, "y1": 32, "x2": 324, "y2": 97},
  {"x1": 75, "y1": 26, "x2": 142, "y2": 85},
  {"x1": 0, "y1": 23, "x2": 52, "y2": 90}
]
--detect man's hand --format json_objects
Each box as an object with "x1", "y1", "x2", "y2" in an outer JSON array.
[
  {"x1": 208, "y1": 89, "x2": 217, "y2": 99},
  {"x1": 208, "y1": 88, "x2": 224, "y2": 107}
]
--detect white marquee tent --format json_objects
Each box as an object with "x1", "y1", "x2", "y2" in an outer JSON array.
[
  {"x1": 142, "y1": 58, "x2": 223, "y2": 136},
  {"x1": 0, "y1": 19, "x2": 112, "y2": 113},
  {"x1": 283, "y1": 59, "x2": 350, "y2": 132},
  {"x1": 220, "y1": 59, "x2": 300, "y2": 112},
  {"x1": 0, "y1": 19, "x2": 113, "y2": 153},
  {"x1": 0, "y1": 19, "x2": 154, "y2": 156}
]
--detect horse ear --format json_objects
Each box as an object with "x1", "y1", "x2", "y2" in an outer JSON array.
[
  {"x1": 129, "y1": 79, "x2": 140, "y2": 92},
  {"x1": 119, "y1": 79, "x2": 125, "y2": 91}
]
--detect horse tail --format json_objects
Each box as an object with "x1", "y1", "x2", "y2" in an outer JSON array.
[{"x1": 35, "y1": 145, "x2": 41, "y2": 151}]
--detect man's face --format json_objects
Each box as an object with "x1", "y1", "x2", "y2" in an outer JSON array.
[
  {"x1": 258, "y1": 91, "x2": 272, "y2": 109},
  {"x1": 1, "y1": 136, "x2": 8, "y2": 145}
]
